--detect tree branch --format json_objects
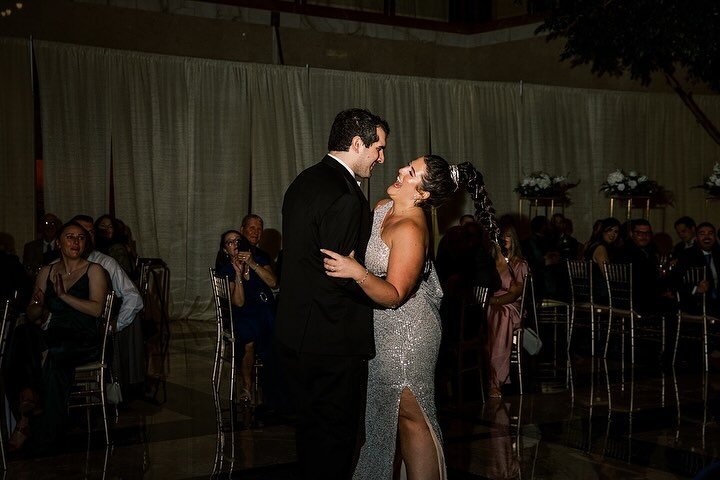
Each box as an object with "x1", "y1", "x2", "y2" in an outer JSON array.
[{"x1": 664, "y1": 72, "x2": 720, "y2": 146}]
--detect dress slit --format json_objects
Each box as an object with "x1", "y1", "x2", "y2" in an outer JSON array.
[{"x1": 396, "y1": 386, "x2": 447, "y2": 480}]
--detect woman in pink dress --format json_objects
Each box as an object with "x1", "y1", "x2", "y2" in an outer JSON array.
[{"x1": 486, "y1": 226, "x2": 528, "y2": 398}]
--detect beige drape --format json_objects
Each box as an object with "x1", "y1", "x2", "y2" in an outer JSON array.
[
  {"x1": 35, "y1": 42, "x2": 111, "y2": 222},
  {"x1": 6, "y1": 39, "x2": 718, "y2": 319},
  {"x1": 0, "y1": 37, "x2": 34, "y2": 254}
]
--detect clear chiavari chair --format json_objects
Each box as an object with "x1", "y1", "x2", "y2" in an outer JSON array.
[
  {"x1": 567, "y1": 260, "x2": 600, "y2": 355},
  {"x1": 603, "y1": 263, "x2": 665, "y2": 363},
  {"x1": 69, "y1": 291, "x2": 116, "y2": 445},
  {"x1": 456, "y1": 285, "x2": 489, "y2": 404},
  {"x1": 673, "y1": 266, "x2": 720, "y2": 371}
]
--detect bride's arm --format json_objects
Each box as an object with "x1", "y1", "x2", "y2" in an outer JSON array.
[{"x1": 322, "y1": 220, "x2": 427, "y2": 309}]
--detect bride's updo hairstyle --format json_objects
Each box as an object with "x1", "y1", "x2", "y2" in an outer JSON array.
[{"x1": 420, "y1": 155, "x2": 502, "y2": 247}]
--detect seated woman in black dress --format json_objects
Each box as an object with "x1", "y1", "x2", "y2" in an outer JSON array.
[
  {"x1": 7, "y1": 221, "x2": 109, "y2": 452},
  {"x1": 583, "y1": 217, "x2": 622, "y2": 304}
]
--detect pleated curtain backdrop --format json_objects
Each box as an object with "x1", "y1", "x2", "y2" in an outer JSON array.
[
  {"x1": 0, "y1": 37, "x2": 34, "y2": 253},
  {"x1": 14, "y1": 39, "x2": 719, "y2": 320},
  {"x1": 34, "y1": 42, "x2": 111, "y2": 223}
]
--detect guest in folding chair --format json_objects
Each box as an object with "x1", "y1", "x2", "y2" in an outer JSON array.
[
  {"x1": 674, "y1": 223, "x2": 720, "y2": 315},
  {"x1": 71, "y1": 215, "x2": 144, "y2": 399},
  {"x1": 674, "y1": 222, "x2": 720, "y2": 368},
  {"x1": 215, "y1": 230, "x2": 255, "y2": 400},
  {"x1": 621, "y1": 219, "x2": 673, "y2": 313},
  {"x1": 583, "y1": 217, "x2": 623, "y2": 305},
  {"x1": 486, "y1": 226, "x2": 528, "y2": 398},
  {"x1": 236, "y1": 215, "x2": 278, "y2": 355},
  {"x1": 22, "y1": 213, "x2": 62, "y2": 277},
  {"x1": 94, "y1": 214, "x2": 134, "y2": 275},
  {"x1": 5, "y1": 221, "x2": 109, "y2": 453},
  {"x1": 672, "y1": 216, "x2": 697, "y2": 261}
]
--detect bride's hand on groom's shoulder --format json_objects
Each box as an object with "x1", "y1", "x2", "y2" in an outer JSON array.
[{"x1": 320, "y1": 248, "x2": 364, "y2": 281}]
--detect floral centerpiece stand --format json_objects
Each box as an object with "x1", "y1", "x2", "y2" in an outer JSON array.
[
  {"x1": 601, "y1": 169, "x2": 669, "y2": 220},
  {"x1": 695, "y1": 162, "x2": 720, "y2": 217},
  {"x1": 515, "y1": 172, "x2": 578, "y2": 219}
]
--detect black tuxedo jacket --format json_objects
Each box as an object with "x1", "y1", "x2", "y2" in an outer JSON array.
[{"x1": 276, "y1": 155, "x2": 375, "y2": 357}]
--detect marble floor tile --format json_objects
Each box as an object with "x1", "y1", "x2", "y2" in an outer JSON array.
[{"x1": 3, "y1": 318, "x2": 720, "y2": 479}]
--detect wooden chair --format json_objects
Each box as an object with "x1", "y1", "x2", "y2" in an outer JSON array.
[
  {"x1": 673, "y1": 266, "x2": 720, "y2": 371},
  {"x1": 68, "y1": 291, "x2": 116, "y2": 445}
]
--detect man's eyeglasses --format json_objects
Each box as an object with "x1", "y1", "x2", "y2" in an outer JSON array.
[{"x1": 633, "y1": 230, "x2": 652, "y2": 236}]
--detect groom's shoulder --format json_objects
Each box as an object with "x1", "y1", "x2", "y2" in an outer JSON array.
[{"x1": 293, "y1": 158, "x2": 347, "y2": 192}]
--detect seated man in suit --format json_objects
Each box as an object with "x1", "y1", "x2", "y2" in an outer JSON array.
[
  {"x1": 675, "y1": 223, "x2": 719, "y2": 313},
  {"x1": 622, "y1": 219, "x2": 668, "y2": 314},
  {"x1": 675, "y1": 222, "x2": 720, "y2": 368},
  {"x1": 672, "y1": 216, "x2": 697, "y2": 261},
  {"x1": 22, "y1": 213, "x2": 62, "y2": 275}
]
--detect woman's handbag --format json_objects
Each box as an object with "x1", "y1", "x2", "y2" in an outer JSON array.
[
  {"x1": 522, "y1": 327, "x2": 543, "y2": 355},
  {"x1": 106, "y1": 381, "x2": 123, "y2": 405}
]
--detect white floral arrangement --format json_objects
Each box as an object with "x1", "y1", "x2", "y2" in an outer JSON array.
[
  {"x1": 600, "y1": 169, "x2": 659, "y2": 197},
  {"x1": 515, "y1": 171, "x2": 577, "y2": 199},
  {"x1": 695, "y1": 162, "x2": 720, "y2": 196}
]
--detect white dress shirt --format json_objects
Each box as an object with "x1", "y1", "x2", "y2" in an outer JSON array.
[
  {"x1": 328, "y1": 153, "x2": 361, "y2": 187},
  {"x1": 88, "y1": 251, "x2": 143, "y2": 332}
]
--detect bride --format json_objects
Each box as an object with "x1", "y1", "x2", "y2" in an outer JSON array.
[{"x1": 322, "y1": 155, "x2": 500, "y2": 480}]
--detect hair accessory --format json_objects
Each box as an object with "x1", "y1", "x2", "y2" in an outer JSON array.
[{"x1": 449, "y1": 165, "x2": 460, "y2": 192}]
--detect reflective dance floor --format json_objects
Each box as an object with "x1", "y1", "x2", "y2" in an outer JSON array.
[{"x1": 5, "y1": 318, "x2": 720, "y2": 479}]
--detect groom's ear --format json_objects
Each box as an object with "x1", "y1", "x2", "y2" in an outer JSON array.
[{"x1": 351, "y1": 135, "x2": 363, "y2": 153}]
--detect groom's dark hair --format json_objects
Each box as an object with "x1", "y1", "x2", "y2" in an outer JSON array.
[{"x1": 327, "y1": 108, "x2": 389, "y2": 152}]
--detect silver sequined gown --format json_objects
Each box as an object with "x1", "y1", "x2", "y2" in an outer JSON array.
[{"x1": 353, "y1": 201, "x2": 447, "y2": 480}]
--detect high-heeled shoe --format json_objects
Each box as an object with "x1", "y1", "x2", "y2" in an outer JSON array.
[{"x1": 488, "y1": 387, "x2": 502, "y2": 399}]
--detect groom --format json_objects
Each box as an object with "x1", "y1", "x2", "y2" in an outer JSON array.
[{"x1": 276, "y1": 108, "x2": 389, "y2": 479}]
